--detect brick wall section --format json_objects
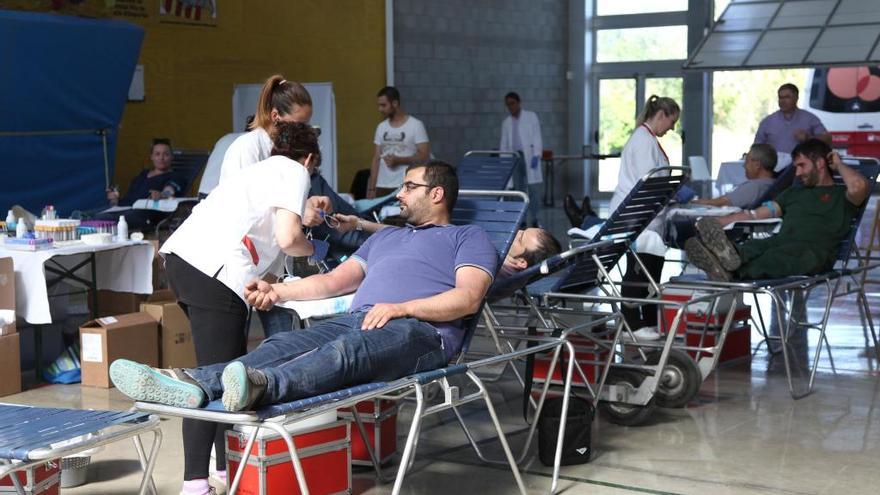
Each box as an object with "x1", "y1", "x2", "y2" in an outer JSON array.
[{"x1": 392, "y1": 0, "x2": 569, "y2": 166}]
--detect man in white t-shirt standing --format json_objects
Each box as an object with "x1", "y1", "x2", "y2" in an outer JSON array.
[
  {"x1": 367, "y1": 86, "x2": 430, "y2": 198},
  {"x1": 500, "y1": 92, "x2": 544, "y2": 226}
]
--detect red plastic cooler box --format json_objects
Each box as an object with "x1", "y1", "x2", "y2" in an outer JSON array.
[
  {"x1": 531, "y1": 334, "x2": 608, "y2": 387},
  {"x1": 225, "y1": 419, "x2": 351, "y2": 495},
  {"x1": 338, "y1": 398, "x2": 398, "y2": 466},
  {"x1": 0, "y1": 460, "x2": 59, "y2": 494}
]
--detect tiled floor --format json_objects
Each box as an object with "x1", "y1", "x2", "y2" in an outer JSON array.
[{"x1": 4, "y1": 198, "x2": 879, "y2": 494}]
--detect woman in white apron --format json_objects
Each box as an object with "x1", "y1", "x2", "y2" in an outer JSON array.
[{"x1": 610, "y1": 95, "x2": 680, "y2": 340}]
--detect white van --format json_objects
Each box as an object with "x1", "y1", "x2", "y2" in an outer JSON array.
[{"x1": 803, "y1": 66, "x2": 880, "y2": 132}]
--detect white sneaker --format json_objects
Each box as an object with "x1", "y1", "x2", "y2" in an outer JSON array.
[{"x1": 622, "y1": 326, "x2": 661, "y2": 341}]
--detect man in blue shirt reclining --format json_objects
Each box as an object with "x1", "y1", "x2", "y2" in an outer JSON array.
[{"x1": 110, "y1": 160, "x2": 498, "y2": 412}]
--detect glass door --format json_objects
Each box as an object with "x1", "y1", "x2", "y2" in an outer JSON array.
[
  {"x1": 589, "y1": 75, "x2": 684, "y2": 197},
  {"x1": 596, "y1": 78, "x2": 636, "y2": 193}
]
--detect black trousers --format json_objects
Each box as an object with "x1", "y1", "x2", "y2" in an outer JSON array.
[
  {"x1": 620, "y1": 252, "x2": 665, "y2": 330},
  {"x1": 164, "y1": 253, "x2": 248, "y2": 480}
]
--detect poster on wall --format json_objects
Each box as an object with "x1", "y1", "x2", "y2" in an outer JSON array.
[
  {"x1": 159, "y1": 0, "x2": 217, "y2": 26},
  {"x1": 113, "y1": 0, "x2": 151, "y2": 20},
  {"x1": 3, "y1": 0, "x2": 111, "y2": 16}
]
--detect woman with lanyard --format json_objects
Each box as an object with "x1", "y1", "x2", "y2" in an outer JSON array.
[
  {"x1": 157, "y1": 122, "x2": 330, "y2": 495},
  {"x1": 610, "y1": 95, "x2": 680, "y2": 341}
]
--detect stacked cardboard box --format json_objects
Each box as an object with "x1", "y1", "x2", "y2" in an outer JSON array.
[
  {"x1": 0, "y1": 257, "x2": 20, "y2": 397},
  {"x1": 79, "y1": 313, "x2": 158, "y2": 388},
  {"x1": 140, "y1": 290, "x2": 196, "y2": 368}
]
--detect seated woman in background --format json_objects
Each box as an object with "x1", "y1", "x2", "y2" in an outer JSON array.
[
  {"x1": 108, "y1": 138, "x2": 184, "y2": 206},
  {"x1": 98, "y1": 138, "x2": 186, "y2": 231}
]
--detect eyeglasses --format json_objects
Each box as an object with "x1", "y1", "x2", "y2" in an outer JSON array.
[
  {"x1": 401, "y1": 181, "x2": 433, "y2": 192},
  {"x1": 318, "y1": 211, "x2": 340, "y2": 229}
]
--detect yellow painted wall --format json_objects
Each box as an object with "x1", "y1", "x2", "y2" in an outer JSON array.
[{"x1": 112, "y1": 0, "x2": 386, "y2": 194}]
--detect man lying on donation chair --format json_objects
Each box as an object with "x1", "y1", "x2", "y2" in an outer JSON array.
[
  {"x1": 685, "y1": 139, "x2": 869, "y2": 282},
  {"x1": 109, "y1": 161, "x2": 499, "y2": 411}
]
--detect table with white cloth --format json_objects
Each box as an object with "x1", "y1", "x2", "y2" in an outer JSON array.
[
  {"x1": 0, "y1": 240, "x2": 154, "y2": 379},
  {"x1": 666, "y1": 205, "x2": 742, "y2": 248}
]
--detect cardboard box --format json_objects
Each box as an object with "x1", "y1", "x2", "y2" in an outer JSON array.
[
  {"x1": 140, "y1": 290, "x2": 196, "y2": 368},
  {"x1": 0, "y1": 257, "x2": 15, "y2": 336},
  {"x1": 79, "y1": 313, "x2": 158, "y2": 388},
  {"x1": 87, "y1": 290, "x2": 148, "y2": 319},
  {"x1": 226, "y1": 420, "x2": 350, "y2": 495},
  {"x1": 0, "y1": 333, "x2": 21, "y2": 397}
]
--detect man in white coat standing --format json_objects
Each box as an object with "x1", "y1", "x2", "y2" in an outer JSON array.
[{"x1": 500, "y1": 92, "x2": 543, "y2": 226}]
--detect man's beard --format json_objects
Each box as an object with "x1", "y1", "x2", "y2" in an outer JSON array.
[{"x1": 802, "y1": 170, "x2": 819, "y2": 187}]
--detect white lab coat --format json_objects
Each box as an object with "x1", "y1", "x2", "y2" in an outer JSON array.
[
  {"x1": 609, "y1": 125, "x2": 669, "y2": 257},
  {"x1": 500, "y1": 109, "x2": 543, "y2": 184}
]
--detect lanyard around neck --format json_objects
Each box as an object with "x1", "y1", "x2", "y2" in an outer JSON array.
[{"x1": 641, "y1": 123, "x2": 669, "y2": 164}]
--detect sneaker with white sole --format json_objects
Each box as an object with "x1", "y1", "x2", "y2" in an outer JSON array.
[
  {"x1": 110, "y1": 359, "x2": 206, "y2": 408},
  {"x1": 221, "y1": 361, "x2": 268, "y2": 412},
  {"x1": 621, "y1": 326, "x2": 662, "y2": 341}
]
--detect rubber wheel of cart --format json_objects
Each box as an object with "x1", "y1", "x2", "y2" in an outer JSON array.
[
  {"x1": 599, "y1": 369, "x2": 656, "y2": 427},
  {"x1": 646, "y1": 349, "x2": 702, "y2": 409}
]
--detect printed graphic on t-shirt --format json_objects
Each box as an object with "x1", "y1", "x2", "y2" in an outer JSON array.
[{"x1": 380, "y1": 130, "x2": 408, "y2": 158}]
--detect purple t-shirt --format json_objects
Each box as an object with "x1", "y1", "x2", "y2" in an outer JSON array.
[
  {"x1": 349, "y1": 224, "x2": 498, "y2": 359},
  {"x1": 754, "y1": 108, "x2": 827, "y2": 154}
]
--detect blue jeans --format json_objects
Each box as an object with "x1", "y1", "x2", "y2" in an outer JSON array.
[
  {"x1": 187, "y1": 312, "x2": 447, "y2": 405},
  {"x1": 257, "y1": 306, "x2": 296, "y2": 338}
]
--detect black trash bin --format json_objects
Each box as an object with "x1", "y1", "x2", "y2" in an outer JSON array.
[{"x1": 537, "y1": 396, "x2": 595, "y2": 466}]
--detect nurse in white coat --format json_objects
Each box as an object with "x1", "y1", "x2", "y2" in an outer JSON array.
[
  {"x1": 612, "y1": 95, "x2": 680, "y2": 340},
  {"x1": 500, "y1": 92, "x2": 543, "y2": 226}
]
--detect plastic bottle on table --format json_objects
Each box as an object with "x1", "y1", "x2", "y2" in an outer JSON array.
[
  {"x1": 5, "y1": 210, "x2": 15, "y2": 234},
  {"x1": 117, "y1": 215, "x2": 128, "y2": 243},
  {"x1": 15, "y1": 218, "x2": 26, "y2": 238}
]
